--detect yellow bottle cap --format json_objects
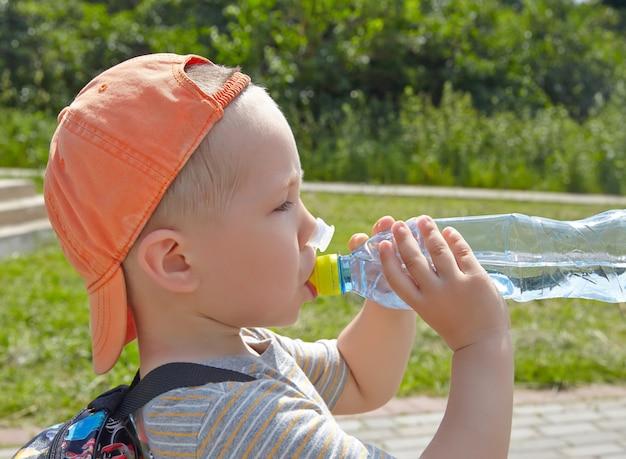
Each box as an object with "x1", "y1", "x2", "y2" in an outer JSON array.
[{"x1": 309, "y1": 254, "x2": 342, "y2": 296}]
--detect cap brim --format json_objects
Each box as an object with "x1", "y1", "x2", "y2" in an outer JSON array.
[{"x1": 89, "y1": 267, "x2": 136, "y2": 374}]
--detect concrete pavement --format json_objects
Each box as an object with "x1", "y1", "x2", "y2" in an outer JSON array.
[
  {"x1": 336, "y1": 384, "x2": 626, "y2": 458},
  {"x1": 301, "y1": 181, "x2": 626, "y2": 206}
]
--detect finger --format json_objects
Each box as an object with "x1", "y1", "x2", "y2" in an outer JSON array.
[
  {"x1": 372, "y1": 215, "x2": 395, "y2": 235},
  {"x1": 414, "y1": 216, "x2": 457, "y2": 277},
  {"x1": 379, "y1": 236, "x2": 424, "y2": 306},
  {"x1": 383, "y1": 220, "x2": 443, "y2": 301},
  {"x1": 442, "y1": 226, "x2": 483, "y2": 275},
  {"x1": 348, "y1": 233, "x2": 369, "y2": 252},
  {"x1": 393, "y1": 220, "x2": 432, "y2": 275},
  {"x1": 349, "y1": 216, "x2": 396, "y2": 253}
]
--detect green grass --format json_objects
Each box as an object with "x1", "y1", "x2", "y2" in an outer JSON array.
[{"x1": 2, "y1": 192, "x2": 625, "y2": 427}]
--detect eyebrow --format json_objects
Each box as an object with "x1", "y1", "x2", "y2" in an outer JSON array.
[{"x1": 286, "y1": 168, "x2": 304, "y2": 187}]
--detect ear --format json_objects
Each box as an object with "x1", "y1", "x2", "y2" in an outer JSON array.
[{"x1": 135, "y1": 229, "x2": 199, "y2": 293}]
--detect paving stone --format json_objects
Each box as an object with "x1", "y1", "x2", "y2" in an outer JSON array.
[
  {"x1": 336, "y1": 389, "x2": 626, "y2": 458},
  {"x1": 562, "y1": 442, "x2": 626, "y2": 457},
  {"x1": 509, "y1": 451, "x2": 564, "y2": 459},
  {"x1": 566, "y1": 430, "x2": 624, "y2": 446},
  {"x1": 538, "y1": 421, "x2": 598, "y2": 437},
  {"x1": 510, "y1": 435, "x2": 568, "y2": 452}
]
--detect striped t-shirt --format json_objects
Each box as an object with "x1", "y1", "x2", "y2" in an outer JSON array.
[{"x1": 136, "y1": 328, "x2": 394, "y2": 458}]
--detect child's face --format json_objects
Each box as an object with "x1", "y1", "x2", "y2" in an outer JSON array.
[{"x1": 184, "y1": 101, "x2": 319, "y2": 328}]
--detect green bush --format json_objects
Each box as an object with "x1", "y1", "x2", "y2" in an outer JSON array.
[
  {"x1": 2, "y1": 82, "x2": 626, "y2": 196},
  {"x1": 0, "y1": 109, "x2": 56, "y2": 169},
  {"x1": 293, "y1": 81, "x2": 626, "y2": 195},
  {"x1": 2, "y1": 0, "x2": 626, "y2": 195}
]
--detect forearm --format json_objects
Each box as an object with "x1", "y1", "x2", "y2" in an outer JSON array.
[
  {"x1": 422, "y1": 330, "x2": 514, "y2": 459},
  {"x1": 334, "y1": 300, "x2": 417, "y2": 414}
]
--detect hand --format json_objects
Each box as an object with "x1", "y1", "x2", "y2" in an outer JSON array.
[
  {"x1": 348, "y1": 215, "x2": 396, "y2": 252},
  {"x1": 379, "y1": 216, "x2": 510, "y2": 352}
]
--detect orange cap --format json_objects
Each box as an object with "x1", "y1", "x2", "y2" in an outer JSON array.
[{"x1": 44, "y1": 53, "x2": 250, "y2": 374}]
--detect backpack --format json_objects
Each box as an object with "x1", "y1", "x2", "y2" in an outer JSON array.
[{"x1": 12, "y1": 362, "x2": 255, "y2": 459}]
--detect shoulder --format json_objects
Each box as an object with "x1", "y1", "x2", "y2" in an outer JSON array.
[
  {"x1": 241, "y1": 327, "x2": 349, "y2": 409},
  {"x1": 143, "y1": 380, "x2": 387, "y2": 458},
  {"x1": 242, "y1": 327, "x2": 340, "y2": 360},
  {"x1": 142, "y1": 377, "x2": 318, "y2": 454},
  {"x1": 241, "y1": 327, "x2": 284, "y2": 344}
]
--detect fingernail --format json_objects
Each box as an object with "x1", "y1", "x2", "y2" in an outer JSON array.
[
  {"x1": 416, "y1": 216, "x2": 431, "y2": 230},
  {"x1": 394, "y1": 221, "x2": 409, "y2": 235},
  {"x1": 444, "y1": 226, "x2": 458, "y2": 236}
]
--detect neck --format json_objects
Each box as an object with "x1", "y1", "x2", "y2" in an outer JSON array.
[{"x1": 135, "y1": 320, "x2": 255, "y2": 377}]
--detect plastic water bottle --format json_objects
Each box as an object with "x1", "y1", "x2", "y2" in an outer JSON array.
[{"x1": 308, "y1": 210, "x2": 626, "y2": 310}]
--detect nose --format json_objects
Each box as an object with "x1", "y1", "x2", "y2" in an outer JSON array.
[{"x1": 300, "y1": 208, "x2": 317, "y2": 246}]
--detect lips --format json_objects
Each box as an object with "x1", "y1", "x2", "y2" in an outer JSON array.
[
  {"x1": 303, "y1": 249, "x2": 318, "y2": 300},
  {"x1": 305, "y1": 280, "x2": 318, "y2": 300}
]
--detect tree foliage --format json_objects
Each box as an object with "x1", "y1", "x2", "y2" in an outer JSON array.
[{"x1": 2, "y1": 0, "x2": 626, "y2": 193}]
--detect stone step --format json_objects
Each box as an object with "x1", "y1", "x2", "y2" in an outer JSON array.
[
  {"x1": 0, "y1": 218, "x2": 55, "y2": 259},
  {"x1": 0, "y1": 178, "x2": 37, "y2": 201},
  {"x1": 0, "y1": 195, "x2": 48, "y2": 226},
  {"x1": 0, "y1": 178, "x2": 54, "y2": 259}
]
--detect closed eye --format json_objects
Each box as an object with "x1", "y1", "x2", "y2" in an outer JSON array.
[{"x1": 275, "y1": 201, "x2": 294, "y2": 212}]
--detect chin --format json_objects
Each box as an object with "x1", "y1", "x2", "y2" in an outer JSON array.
[
  {"x1": 274, "y1": 314, "x2": 300, "y2": 328},
  {"x1": 273, "y1": 307, "x2": 301, "y2": 328},
  {"x1": 247, "y1": 311, "x2": 300, "y2": 330}
]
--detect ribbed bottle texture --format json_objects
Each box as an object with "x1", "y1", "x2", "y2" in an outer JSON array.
[{"x1": 309, "y1": 210, "x2": 626, "y2": 310}]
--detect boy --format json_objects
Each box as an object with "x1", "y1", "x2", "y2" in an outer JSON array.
[{"x1": 44, "y1": 53, "x2": 513, "y2": 458}]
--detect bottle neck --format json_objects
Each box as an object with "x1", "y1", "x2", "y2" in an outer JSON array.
[{"x1": 337, "y1": 255, "x2": 353, "y2": 294}]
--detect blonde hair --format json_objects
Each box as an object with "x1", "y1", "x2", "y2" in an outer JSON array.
[{"x1": 144, "y1": 63, "x2": 251, "y2": 230}]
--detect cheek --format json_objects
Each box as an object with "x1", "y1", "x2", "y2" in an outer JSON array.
[
  {"x1": 198, "y1": 225, "x2": 302, "y2": 305},
  {"x1": 209, "y1": 245, "x2": 296, "y2": 298},
  {"x1": 237, "y1": 231, "x2": 299, "y2": 276},
  {"x1": 239, "y1": 249, "x2": 302, "y2": 307},
  {"x1": 246, "y1": 251, "x2": 299, "y2": 293}
]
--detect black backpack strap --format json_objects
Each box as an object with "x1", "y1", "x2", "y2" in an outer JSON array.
[
  {"x1": 115, "y1": 362, "x2": 255, "y2": 419},
  {"x1": 89, "y1": 384, "x2": 131, "y2": 413}
]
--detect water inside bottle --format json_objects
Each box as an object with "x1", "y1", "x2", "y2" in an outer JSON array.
[{"x1": 477, "y1": 252, "x2": 626, "y2": 303}]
